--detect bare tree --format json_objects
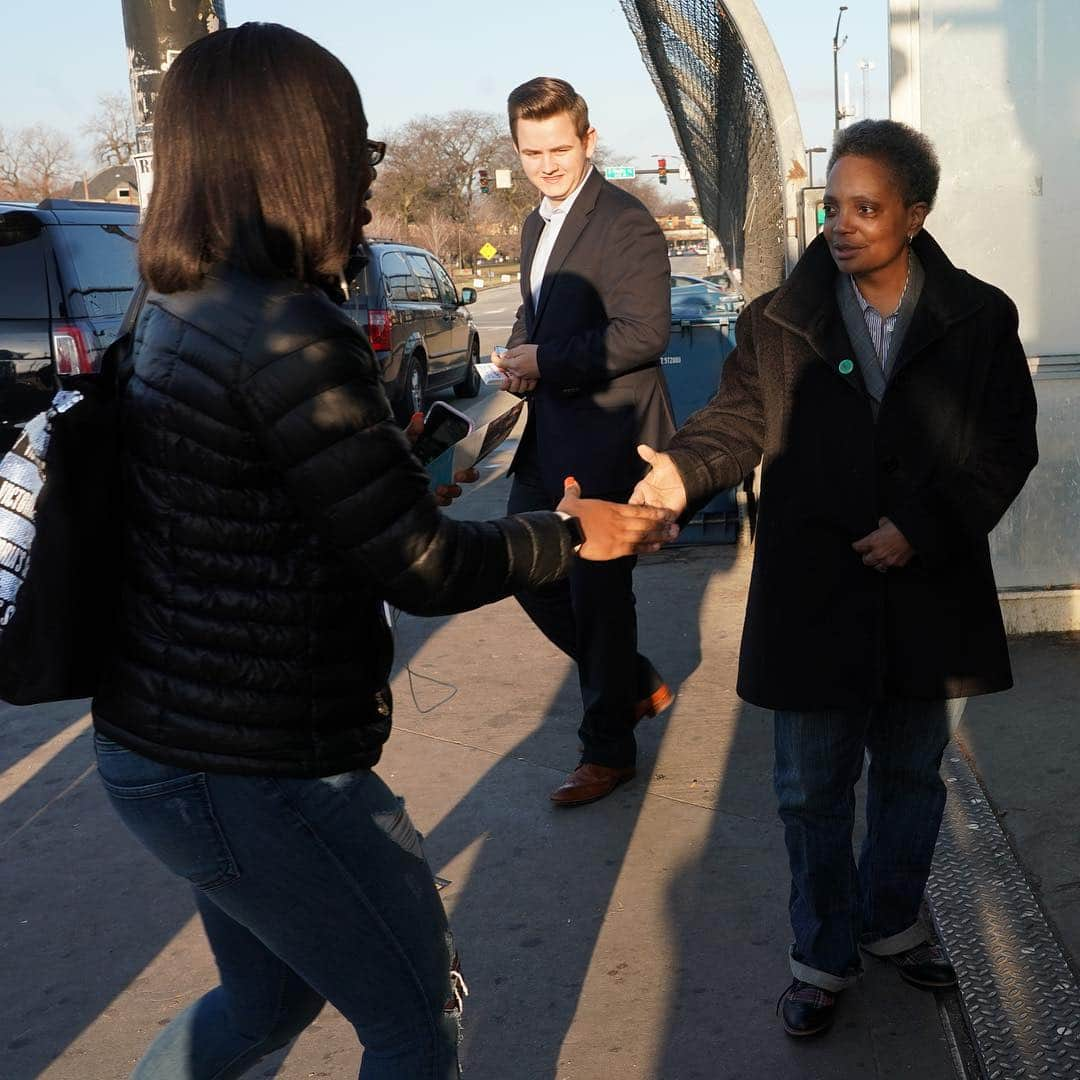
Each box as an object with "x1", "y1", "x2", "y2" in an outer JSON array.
[
  {"x1": 368, "y1": 115, "x2": 444, "y2": 227},
  {"x1": 622, "y1": 178, "x2": 692, "y2": 218},
  {"x1": 367, "y1": 111, "x2": 643, "y2": 268},
  {"x1": 0, "y1": 125, "x2": 78, "y2": 200},
  {"x1": 363, "y1": 207, "x2": 406, "y2": 244},
  {"x1": 0, "y1": 126, "x2": 28, "y2": 197},
  {"x1": 433, "y1": 110, "x2": 506, "y2": 222},
  {"x1": 83, "y1": 93, "x2": 136, "y2": 167},
  {"x1": 414, "y1": 208, "x2": 456, "y2": 264},
  {"x1": 24, "y1": 126, "x2": 79, "y2": 198},
  {"x1": 663, "y1": 196, "x2": 698, "y2": 218},
  {"x1": 370, "y1": 111, "x2": 518, "y2": 268}
]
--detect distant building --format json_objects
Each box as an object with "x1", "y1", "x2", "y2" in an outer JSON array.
[
  {"x1": 70, "y1": 165, "x2": 138, "y2": 204},
  {"x1": 656, "y1": 214, "x2": 709, "y2": 254}
]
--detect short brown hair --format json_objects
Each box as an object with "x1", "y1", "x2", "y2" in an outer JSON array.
[
  {"x1": 507, "y1": 77, "x2": 590, "y2": 143},
  {"x1": 139, "y1": 23, "x2": 369, "y2": 293}
]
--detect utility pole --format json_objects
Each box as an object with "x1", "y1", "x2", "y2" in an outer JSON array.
[
  {"x1": 858, "y1": 58, "x2": 876, "y2": 119},
  {"x1": 120, "y1": 0, "x2": 227, "y2": 212},
  {"x1": 833, "y1": 5, "x2": 848, "y2": 134},
  {"x1": 805, "y1": 147, "x2": 827, "y2": 188}
]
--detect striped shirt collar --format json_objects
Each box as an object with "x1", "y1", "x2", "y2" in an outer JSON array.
[
  {"x1": 849, "y1": 249, "x2": 918, "y2": 365},
  {"x1": 850, "y1": 248, "x2": 914, "y2": 321}
]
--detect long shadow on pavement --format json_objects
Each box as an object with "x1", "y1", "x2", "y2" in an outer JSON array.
[
  {"x1": 383, "y1": 544, "x2": 712, "y2": 1079},
  {"x1": 651, "y1": 697, "x2": 961, "y2": 1080},
  {"x1": 0, "y1": 700, "x2": 198, "y2": 1079}
]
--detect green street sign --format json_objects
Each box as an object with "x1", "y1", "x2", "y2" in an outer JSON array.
[{"x1": 604, "y1": 166, "x2": 636, "y2": 180}]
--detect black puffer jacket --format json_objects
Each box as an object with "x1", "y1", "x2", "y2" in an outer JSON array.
[{"x1": 92, "y1": 266, "x2": 575, "y2": 776}]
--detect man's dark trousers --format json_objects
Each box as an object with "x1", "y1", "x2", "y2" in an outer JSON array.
[{"x1": 508, "y1": 449, "x2": 662, "y2": 770}]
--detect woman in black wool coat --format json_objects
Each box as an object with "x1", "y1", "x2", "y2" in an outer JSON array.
[
  {"x1": 89, "y1": 23, "x2": 677, "y2": 1080},
  {"x1": 632, "y1": 119, "x2": 1038, "y2": 1038}
]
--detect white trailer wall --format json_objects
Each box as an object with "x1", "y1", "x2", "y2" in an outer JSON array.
[{"x1": 890, "y1": 0, "x2": 1080, "y2": 632}]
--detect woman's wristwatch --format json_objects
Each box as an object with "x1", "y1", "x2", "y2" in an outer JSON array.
[{"x1": 555, "y1": 511, "x2": 585, "y2": 552}]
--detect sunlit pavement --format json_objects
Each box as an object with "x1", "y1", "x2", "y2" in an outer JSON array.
[
  {"x1": 4, "y1": 443, "x2": 1076, "y2": 1077},
  {"x1": 2, "y1": 262, "x2": 1077, "y2": 1077}
]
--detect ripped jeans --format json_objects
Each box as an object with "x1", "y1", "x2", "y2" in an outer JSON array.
[{"x1": 94, "y1": 733, "x2": 461, "y2": 1080}]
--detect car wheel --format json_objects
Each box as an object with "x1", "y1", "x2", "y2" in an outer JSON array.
[
  {"x1": 454, "y1": 339, "x2": 482, "y2": 399},
  {"x1": 394, "y1": 353, "x2": 427, "y2": 425}
]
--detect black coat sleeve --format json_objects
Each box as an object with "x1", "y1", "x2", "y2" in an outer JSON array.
[
  {"x1": 507, "y1": 301, "x2": 528, "y2": 348},
  {"x1": 235, "y1": 324, "x2": 574, "y2": 615},
  {"x1": 663, "y1": 303, "x2": 766, "y2": 511},
  {"x1": 508, "y1": 211, "x2": 537, "y2": 350},
  {"x1": 886, "y1": 293, "x2": 1038, "y2": 563},
  {"x1": 535, "y1": 204, "x2": 671, "y2": 388}
]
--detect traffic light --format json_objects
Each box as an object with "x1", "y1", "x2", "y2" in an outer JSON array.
[
  {"x1": 658, "y1": 158, "x2": 667, "y2": 185},
  {"x1": 478, "y1": 168, "x2": 490, "y2": 195}
]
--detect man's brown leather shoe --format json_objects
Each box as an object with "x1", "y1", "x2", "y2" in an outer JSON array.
[
  {"x1": 634, "y1": 682, "x2": 674, "y2": 723},
  {"x1": 549, "y1": 764, "x2": 636, "y2": 807},
  {"x1": 577, "y1": 684, "x2": 675, "y2": 754}
]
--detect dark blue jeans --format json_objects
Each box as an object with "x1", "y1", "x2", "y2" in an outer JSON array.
[
  {"x1": 94, "y1": 733, "x2": 461, "y2": 1079},
  {"x1": 773, "y1": 699, "x2": 962, "y2": 992}
]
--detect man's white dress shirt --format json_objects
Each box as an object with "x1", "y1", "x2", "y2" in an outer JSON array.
[{"x1": 529, "y1": 165, "x2": 594, "y2": 312}]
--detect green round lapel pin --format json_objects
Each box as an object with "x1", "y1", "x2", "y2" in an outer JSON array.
[{"x1": 838, "y1": 358, "x2": 854, "y2": 375}]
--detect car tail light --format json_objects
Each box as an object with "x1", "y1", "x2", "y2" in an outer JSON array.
[
  {"x1": 366, "y1": 309, "x2": 394, "y2": 353},
  {"x1": 52, "y1": 323, "x2": 96, "y2": 376}
]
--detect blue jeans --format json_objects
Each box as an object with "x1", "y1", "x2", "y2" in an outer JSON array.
[
  {"x1": 773, "y1": 699, "x2": 962, "y2": 992},
  {"x1": 94, "y1": 733, "x2": 461, "y2": 1079}
]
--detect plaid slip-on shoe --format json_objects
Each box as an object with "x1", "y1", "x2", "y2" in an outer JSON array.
[
  {"x1": 882, "y1": 942, "x2": 957, "y2": 991},
  {"x1": 777, "y1": 978, "x2": 837, "y2": 1037}
]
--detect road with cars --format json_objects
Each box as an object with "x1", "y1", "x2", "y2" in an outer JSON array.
[{"x1": 464, "y1": 253, "x2": 708, "y2": 361}]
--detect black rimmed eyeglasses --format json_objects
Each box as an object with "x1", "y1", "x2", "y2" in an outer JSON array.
[{"x1": 366, "y1": 140, "x2": 386, "y2": 167}]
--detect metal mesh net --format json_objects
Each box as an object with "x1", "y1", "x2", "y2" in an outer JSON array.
[{"x1": 620, "y1": 0, "x2": 786, "y2": 300}]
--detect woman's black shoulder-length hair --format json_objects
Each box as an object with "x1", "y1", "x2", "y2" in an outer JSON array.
[{"x1": 138, "y1": 22, "x2": 368, "y2": 293}]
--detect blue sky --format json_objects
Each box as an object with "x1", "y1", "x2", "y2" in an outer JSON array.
[{"x1": 2, "y1": 0, "x2": 888, "y2": 176}]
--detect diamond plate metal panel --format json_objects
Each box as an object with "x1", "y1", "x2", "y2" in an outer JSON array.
[{"x1": 928, "y1": 751, "x2": 1080, "y2": 1079}]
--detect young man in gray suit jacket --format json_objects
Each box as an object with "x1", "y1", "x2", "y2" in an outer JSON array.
[{"x1": 494, "y1": 77, "x2": 677, "y2": 807}]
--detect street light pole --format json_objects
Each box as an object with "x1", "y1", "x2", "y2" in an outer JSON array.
[
  {"x1": 120, "y1": 0, "x2": 226, "y2": 212},
  {"x1": 805, "y1": 146, "x2": 828, "y2": 188},
  {"x1": 833, "y1": 5, "x2": 848, "y2": 134}
]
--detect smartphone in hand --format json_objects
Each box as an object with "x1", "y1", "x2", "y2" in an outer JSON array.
[{"x1": 412, "y1": 401, "x2": 473, "y2": 465}]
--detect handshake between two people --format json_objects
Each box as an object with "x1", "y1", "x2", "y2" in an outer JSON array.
[
  {"x1": 407, "y1": 411, "x2": 685, "y2": 560},
  {"x1": 558, "y1": 446, "x2": 689, "y2": 560}
]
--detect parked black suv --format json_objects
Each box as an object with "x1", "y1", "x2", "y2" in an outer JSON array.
[
  {"x1": 0, "y1": 199, "x2": 140, "y2": 450},
  {"x1": 344, "y1": 241, "x2": 482, "y2": 423}
]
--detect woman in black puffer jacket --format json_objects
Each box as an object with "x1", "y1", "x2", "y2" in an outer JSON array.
[{"x1": 91, "y1": 24, "x2": 675, "y2": 1080}]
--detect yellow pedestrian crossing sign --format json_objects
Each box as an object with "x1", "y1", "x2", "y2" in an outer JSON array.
[{"x1": 479, "y1": 242, "x2": 498, "y2": 261}]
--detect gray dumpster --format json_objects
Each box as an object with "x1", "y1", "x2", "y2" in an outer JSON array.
[{"x1": 660, "y1": 316, "x2": 740, "y2": 544}]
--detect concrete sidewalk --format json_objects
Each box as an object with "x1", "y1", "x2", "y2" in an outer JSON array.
[{"x1": 2, "y1": 446, "x2": 1077, "y2": 1079}]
